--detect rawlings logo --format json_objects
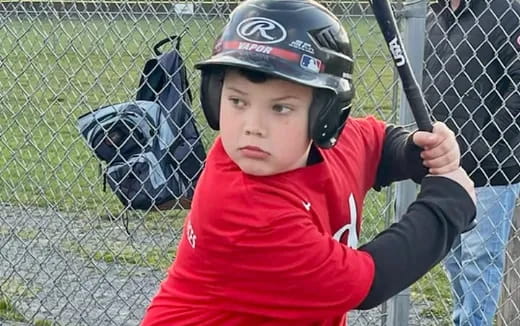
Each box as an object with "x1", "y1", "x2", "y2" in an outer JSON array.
[{"x1": 237, "y1": 17, "x2": 287, "y2": 44}]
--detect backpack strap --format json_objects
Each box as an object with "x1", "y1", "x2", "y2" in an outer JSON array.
[
  {"x1": 99, "y1": 163, "x2": 107, "y2": 193},
  {"x1": 152, "y1": 29, "x2": 188, "y2": 55}
]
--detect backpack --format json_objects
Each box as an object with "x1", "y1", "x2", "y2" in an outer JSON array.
[{"x1": 77, "y1": 35, "x2": 206, "y2": 210}]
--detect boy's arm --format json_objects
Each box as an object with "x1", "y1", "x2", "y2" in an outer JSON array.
[
  {"x1": 357, "y1": 173, "x2": 475, "y2": 309},
  {"x1": 373, "y1": 125, "x2": 427, "y2": 190}
]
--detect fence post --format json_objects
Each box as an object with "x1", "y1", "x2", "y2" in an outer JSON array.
[
  {"x1": 497, "y1": 204, "x2": 520, "y2": 326},
  {"x1": 386, "y1": 1, "x2": 428, "y2": 325}
]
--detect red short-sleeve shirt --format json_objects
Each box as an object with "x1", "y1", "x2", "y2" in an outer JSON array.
[{"x1": 141, "y1": 116, "x2": 386, "y2": 326}]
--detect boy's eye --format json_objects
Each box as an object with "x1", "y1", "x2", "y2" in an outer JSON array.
[
  {"x1": 229, "y1": 97, "x2": 246, "y2": 108},
  {"x1": 272, "y1": 104, "x2": 293, "y2": 114}
]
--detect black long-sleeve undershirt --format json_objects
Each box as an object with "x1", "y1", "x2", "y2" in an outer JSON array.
[
  {"x1": 374, "y1": 125, "x2": 428, "y2": 190},
  {"x1": 356, "y1": 176, "x2": 476, "y2": 309}
]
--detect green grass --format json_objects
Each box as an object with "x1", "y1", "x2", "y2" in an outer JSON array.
[
  {"x1": 0, "y1": 296, "x2": 56, "y2": 325},
  {"x1": 63, "y1": 239, "x2": 177, "y2": 271},
  {"x1": 0, "y1": 276, "x2": 42, "y2": 300},
  {"x1": 0, "y1": 296, "x2": 26, "y2": 322},
  {"x1": 0, "y1": 227, "x2": 39, "y2": 241},
  {"x1": 91, "y1": 245, "x2": 176, "y2": 270},
  {"x1": 34, "y1": 320, "x2": 55, "y2": 326},
  {"x1": 61, "y1": 214, "x2": 185, "y2": 270},
  {"x1": 412, "y1": 264, "x2": 453, "y2": 325},
  {"x1": 0, "y1": 276, "x2": 54, "y2": 325}
]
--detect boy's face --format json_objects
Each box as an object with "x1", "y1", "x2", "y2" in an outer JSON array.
[{"x1": 220, "y1": 70, "x2": 313, "y2": 176}]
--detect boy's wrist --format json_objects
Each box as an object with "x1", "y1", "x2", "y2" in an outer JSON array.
[{"x1": 419, "y1": 176, "x2": 476, "y2": 232}]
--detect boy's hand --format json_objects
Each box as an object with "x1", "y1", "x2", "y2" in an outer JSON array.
[{"x1": 412, "y1": 122, "x2": 460, "y2": 175}]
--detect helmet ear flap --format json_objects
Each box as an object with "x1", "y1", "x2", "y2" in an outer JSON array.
[
  {"x1": 310, "y1": 86, "x2": 354, "y2": 148},
  {"x1": 200, "y1": 68, "x2": 225, "y2": 130}
]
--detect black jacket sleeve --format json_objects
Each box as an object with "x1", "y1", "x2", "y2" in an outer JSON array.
[
  {"x1": 493, "y1": 7, "x2": 520, "y2": 133},
  {"x1": 373, "y1": 125, "x2": 428, "y2": 190},
  {"x1": 356, "y1": 176, "x2": 476, "y2": 310}
]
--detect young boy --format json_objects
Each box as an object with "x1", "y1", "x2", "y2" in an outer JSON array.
[{"x1": 141, "y1": 0, "x2": 476, "y2": 325}]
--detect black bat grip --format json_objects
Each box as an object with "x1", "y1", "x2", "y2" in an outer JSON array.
[{"x1": 401, "y1": 84, "x2": 432, "y2": 132}]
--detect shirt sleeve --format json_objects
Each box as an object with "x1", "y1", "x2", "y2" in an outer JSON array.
[
  {"x1": 357, "y1": 176, "x2": 476, "y2": 309},
  {"x1": 334, "y1": 116, "x2": 387, "y2": 193},
  {"x1": 373, "y1": 126, "x2": 428, "y2": 190},
  {"x1": 493, "y1": 5, "x2": 520, "y2": 132},
  {"x1": 211, "y1": 212, "x2": 375, "y2": 320}
]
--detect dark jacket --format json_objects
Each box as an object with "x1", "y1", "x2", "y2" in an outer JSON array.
[{"x1": 423, "y1": 0, "x2": 520, "y2": 186}]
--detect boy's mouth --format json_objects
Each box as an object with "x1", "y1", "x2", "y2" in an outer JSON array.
[{"x1": 239, "y1": 146, "x2": 270, "y2": 159}]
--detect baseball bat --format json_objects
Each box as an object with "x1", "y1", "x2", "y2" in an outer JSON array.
[{"x1": 369, "y1": 0, "x2": 476, "y2": 232}]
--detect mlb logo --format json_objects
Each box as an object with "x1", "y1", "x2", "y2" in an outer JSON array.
[{"x1": 300, "y1": 54, "x2": 322, "y2": 73}]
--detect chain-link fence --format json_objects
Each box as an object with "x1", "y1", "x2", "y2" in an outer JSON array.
[
  {"x1": 421, "y1": 1, "x2": 520, "y2": 326},
  {"x1": 1, "y1": 0, "x2": 519, "y2": 325}
]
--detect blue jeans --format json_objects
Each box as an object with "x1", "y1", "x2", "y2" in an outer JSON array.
[{"x1": 444, "y1": 184, "x2": 520, "y2": 326}]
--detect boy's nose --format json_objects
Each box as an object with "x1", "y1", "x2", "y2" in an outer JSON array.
[
  {"x1": 244, "y1": 121, "x2": 265, "y2": 136},
  {"x1": 243, "y1": 108, "x2": 266, "y2": 137},
  {"x1": 244, "y1": 128, "x2": 263, "y2": 136}
]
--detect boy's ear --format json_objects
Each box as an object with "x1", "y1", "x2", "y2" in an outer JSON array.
[{"x1": 200, "y1": 68, "x2": 225, "y2": 130}]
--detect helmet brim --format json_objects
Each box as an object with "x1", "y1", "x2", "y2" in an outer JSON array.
[{"x1": 195, "y1": 51, "x2": 351, "y2": 95}]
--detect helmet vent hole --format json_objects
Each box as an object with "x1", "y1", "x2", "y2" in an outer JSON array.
[{"x1": 309, "y1": 28, "x2": 340, "y2": 52}]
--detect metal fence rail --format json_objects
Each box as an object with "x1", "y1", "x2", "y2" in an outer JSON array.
[{"x1": 1, "y1": 1, "x2": 518, "y2": 325}]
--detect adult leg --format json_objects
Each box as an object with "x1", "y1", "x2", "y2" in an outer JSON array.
[{"x1": 453, "y1": 185, "x2": 520, "y2": 326}]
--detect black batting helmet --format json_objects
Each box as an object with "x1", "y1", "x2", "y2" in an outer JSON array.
[{"x1": 195, "y1": 0, "x2": 355, "y2": 148}]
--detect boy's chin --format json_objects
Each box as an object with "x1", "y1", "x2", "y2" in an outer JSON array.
[
  {"x1": 236, "y1": 161, "x2": 280, "y2": 177},
  {"x1": 239, "y1": 164, "x2": 275, "y2": 176},
  {"x1": 237, "y1": 160, "x2": 301, "y2": 177}
]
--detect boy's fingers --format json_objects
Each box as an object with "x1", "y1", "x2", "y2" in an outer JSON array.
[
  {"x1": 413, "y1": 131, "x2": 440, "y2": 148},
  {"x1": 421, "y1": 136, "x2": 459, "y2": 159},
  {"x1": 432, "y1": 121, "x2": 454, "y2": 137},
  {"x1": 420, "y1": 143, "x2": 452, "y2": 160},
  {"x1": 423, "y1": 154, "x2": 453, "y2": 168},
  {"x1": 428, "y1": 161, "x2": 460, "y2": 175}
]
